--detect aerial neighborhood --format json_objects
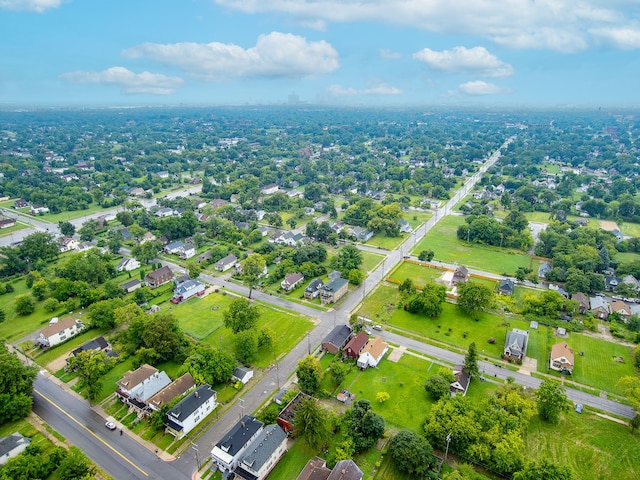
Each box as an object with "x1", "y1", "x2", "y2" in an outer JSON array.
[{"x1": 0, "y1": 107, "x2": 639, "y2": 480}]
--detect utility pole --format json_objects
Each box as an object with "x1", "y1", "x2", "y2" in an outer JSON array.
[
  {"x1": 307, "y1": 333, "x2": 311, "y2": 355},
  {"x1": 439, "y1": 432, "x2": 452, "y2": 472},
  {"x1": 239, "y1": 398, "x2": 245, "y2": 419},
  {"x1": 191, "y1": 442, "x2": 200, "y2": 470}
]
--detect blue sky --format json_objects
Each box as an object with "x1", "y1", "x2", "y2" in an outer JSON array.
[{"x1": 1, "y1": 0, "x2": 639, "y2": 107}]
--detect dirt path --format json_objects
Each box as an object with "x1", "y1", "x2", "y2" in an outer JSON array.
[{"x1": 599, "y1": 220, "x2": 620, "y2": 231}]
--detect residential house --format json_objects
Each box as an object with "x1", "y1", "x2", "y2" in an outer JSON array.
[
  {"x1": 257, "y1": 226, "x2": 271, "y2": 237},
  {"x1": 120, "y1": 279, "x2": 142, "y2": 293},
  {"x1": 330, "y1": 221, "x2": 344, "y2": 234},
  {"x1": 37, "y1": 317, "x2": 83, "y2": 348},
  {"x1": 166, "y1": 385, "x2": 218, "y2": 438},
  {"x1": 610, "y1": 300, "x2": 632, "y2": 322},
  {"x1": 215, "y1": 254, "x2": 237, "y2": 272},
  {"x1": 30, "y1": 205, "x2": 49, "y2": 215},
  {"x1": 281, "y1": 272, "x2": 305, "y2": 292},
  {"x1": 343, "y1": 332, "x2": 369, "y2": 359},
  {"x1": 69, "y1": 336, "x2": 110, "y2": 359},
  {"x1": 398, "y1": 219, "x2": 413, "y2": 233},
  {"x1": 0, "y1": 217, "x2": 16, "y2": 229},
  {"x1": 232, "y1": 367, "x2": 254, "y2": 385},
  {"x1": 348, "y1": 226, "x2": 374, "y2": 242},
  {"x1": 611, "y1": 229, "x2": 624, "y2": 243},
  {"x1": 320, "y1": 277, "x2": 349, "y2": 304},
  {"x1": 273, "y1": 388, "x2": 289, "y2": 406},
  {"x1": 572, "y1": 292, "x2": 590, "y2": 314},
  {"x1": 498, "y1": 278, "x2": 515, "y2": 296},
  {"x1": 452, "y1": 266, "x2": 469, "y2": 284},
  {"x1": 13, "y1": 198, "x2": 29, "y2": 209},
  {"x1": 156, "y1": 171, "x2": 169, "y2": 179},
  {"x1": 196, "y1": 250, "x2": 212, "y2": 264},
  {"x1": 550, "y1": 342, "x2": 574, "y2": 374},
  {"x1": 0, "y1": 433, "x2": 31, "y2": 466},
  {"x1": 321, "y1": 325, "x2": 353, "y2": 354},
  {"x1": 590, "y1": 296, "x2": 610, "y2": 320},
  {"x1": 115, "y1": 364, "x2": 172, "y2": 414},
  {"x1": 277, "y1": 392, "x2": 309, "y2": 435},
  {"x1": 164, "y1": 240, "x2": 184, "y2": 255},
  {"x1": 144, "y1": 266, "x2": 174, "y2": 288},
  {"x1": 538, "y1": 262, "x2": 552, "y2": 279},
  {"x1": 171, "y1": 279, "x2": 206, "y2": 304},
  {"x1": 605, "y1": 276, "x2": 622, "y2": 292},
  {"x1": 235, "y1": 424, "x2": 288, "y2": 480},
  {"x1": 450, "y1": 365, "x2": 470, "y2": 397},
  {"x1": 140, "y1": 232, "x2": 156, "y2": 244},
  {"x1": 622, "y1": 275, "x2": 640, "y2": 291},
  {"x1": 328, "y1": 461, "x2": 363, "y2": 480},
  {"x1": 357, "y1": 337, "x2": 389, "y2": 369},
  {"x1": 154, "y1": 207, "x2": 174, "y2": 218},
  {"x1": 503, "y1": 329, "x2": 529, "y2": 362},
  {"x1": 211, "y1": 415, "x2": 264, "y2": 476},
  {"x1": 304, "y1": 278, "x2": 324, "y2": 299},
  {"x1": 210, "y1": 198, "x2": 227, "y2": 209},
  {"x1": 296, "y1": 457, "x2": 363, "y2": 480},
  {"x1": 128, "y1": 187, "x2": 146, "y2": 197},
  {"x1": 147, "y1": 372, "x2": 196, "y2": 412},
  {"x1": 260, "y1": 183, "x2": 279, "y2": 195},
  {"x1": 58, "y1": 236, "x2": 78, "y2": 253},
  {"x1": 116, "y1": 257, "x2": 140, "y2": 272},
  {"x1": 180, "y1": 243, "x2": 196, "y2": 259}
]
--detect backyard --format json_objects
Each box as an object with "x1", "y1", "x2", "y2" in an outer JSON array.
[{"x1": 411, "y1": 216, "x2": 539, "y2": 276}]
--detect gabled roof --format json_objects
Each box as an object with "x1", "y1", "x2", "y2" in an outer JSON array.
[
  {"x1": 237, "y1": 424, "x2": 287, "y2": 476},
  {"x1": 0, "y1": 433, "x2": 30, "y2": 457},
  {"x1": 344, "y1": 332, "x2": 368, "y2": 354},
  {"x1": 572, "y1": 292, "x2": 590, "y2": 309},
  {"x1": 610, "y1": 300, "x2": 631, "y2": 315},
  {"x1": 504, "y1": 329, "x2": 529, "y2": 357},
  {"x1": 499, "y1": 278, "x2": 515, "y2": 294},
  {"x1": 147, "y1": 372, "x2": 195, "y2": 410},
  {"x1": 284, "y1": 272, "x2": 304, "y2": 285},
  {"x1": 322, "y1": 325, "x2": 352, "y2": 348},
  {"x1": 71, "y1": 336, "x2": 109, "y2": 356},
  {"x1": 296, "y1": 456, "x2": 331, "y2": 480},
  {"x1": 589, "y1": 296, "x2": 609, "y2": 311},
  {"x1": 551, "y1": 342, "x2": 574, "y2": 366},
  {"x1": 146, "y1": 265, "x2": 173, "y2": 281},
  {"x1": 360, "y1": 337, "x2": 388, "y2": 360},
  {"x1": 305, "y1": 278, "x2": 323, "y2": 292},
  {"x1": 327, "y1": 460, "x2": 363, "y2": 480},
  {"x1": 175, "y1": 279, "x2": 204, "y2": 296},
  {"x1": 40, "y1": 316, "x2": 77, "y2": 338},
  {"x1": 215, "y1": 415, "x2": 264, "y2": 456},
  {"x1": 167, "y1": 384, "x2": 216, "y2": 421},
  {"x1": 117, "y1": 364, "x2": 158, "y2": 390}
]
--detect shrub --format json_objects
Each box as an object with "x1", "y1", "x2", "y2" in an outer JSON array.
[{"x1": 488, "y1": 338, "x2": 496, "y2": 344}]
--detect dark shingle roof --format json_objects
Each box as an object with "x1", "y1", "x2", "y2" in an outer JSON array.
[
  {"x1": 71, "y1": 336, "x2": 109, "y2": 356},
  {"x1": 167, "y1": 385, "x2": 216, "y2": 421},
  {"x1": 322, "y1": 325, "x2": 352, "y2": 349},
  {"x1": 237, "y1": 424, "x2": 287, "y2": 476},
  {"x1": 0, "y1": 433, "x2": 30, "y2": 457},
  {"x1": 216, "y1": 415, "x2": 264, "y2": 456}
]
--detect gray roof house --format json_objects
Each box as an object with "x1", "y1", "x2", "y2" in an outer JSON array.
[
  {"x1": 498, "y1": 278, "x2": 515, "y2": 296},
  {"x1": 211, "y1": 415, "x2": 264, "y2": 476},
  {"x1": 321, "y1": 325, "x2": 353, "y2": 355},
  {"x1": 215, "y1": 254, "x2": 238, "y2": 272},
  {"x1": 538, "y1": 262, "x2": 552, "y2": 279},
  {"x1": 590, "y1": 295, "x2": 610, "y2": 319},
  {"x1": 165, "y1": 385, "x2": 218, "y2": 439},
  {"x1": 0, "y1": 433, "x2": 31, "y2": 466},
  {"x1": 232, "y1": 366, "x2": 254, "y2": 385},
  {"x1": 304, "y1": 278, "x2": 324, "y2": 298},
  {"x1": 503, "y1": 329, "x2": 529, "y2": 362},
  {"x1": 235, "y1": 424, "x2": 288, "y2": 480}
]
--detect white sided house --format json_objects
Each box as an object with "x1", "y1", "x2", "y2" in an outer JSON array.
[
  {"x1": 357, "y1": 337, "x2": 389, "y2": 369},
  {"x1": 115, "y1": 364, "x2": 171, "y2": 414},
  {"x1": 215, "y1": 254, "x2": 238, "y2": 272},
  {"x1": 235, "y1": 424, "x2": 288, "y2": 480},
  {"x1": 37, "y1": 317, "x2": 83, "y2": 347},
  {"x1": 211, "y1": 415, "x2": 264, "y2": 476},
  {"x1": 171, "y1": 279, "x2": 205, "y2": 304},
  {"x1": 166, "y1": 385, "x2": 217, "y2": 439},
  {"x1": 116, "y1": 257, "x2": 140, "y2": 272},
  {"x1": 0, "y1": 433, "x2": 31, "y2": 466}
]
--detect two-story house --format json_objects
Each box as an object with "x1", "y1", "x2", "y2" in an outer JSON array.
[
  {"x1": 144, "y1": 266, "x2": 174, "y2": 289},
  {"x1": 211, "y1": 415, "x2": 264, "y2": 477},
  {"x1": 166, "y1": 385, "x2": 217, "y2": 438},
  {"x1": 235, "y1": 424, "x2": 288, "y2": 480},
  {"x1": 171, "y1": 279, "x2": 206, "y2": 304},
  {"x1": 37, "y1": 317, "x2": 83, "y2": 347},
  {"x1": 115, "y1": 364, "x2": 172, "y2": 414}
]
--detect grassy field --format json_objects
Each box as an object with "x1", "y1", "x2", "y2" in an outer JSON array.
[
  {"x1": 614, "y1": 221, "x2": 640, "y2": 238},
  {"x1": 37, "y1": 203, "x2": 110, "y2": 223},
  {"x1": 366, "y1": 233, "x2": 407, "y2": 250},
  {"x1": 180, "y1": 291, "x2": 315, "y2": 368},
  {"x1": 33, "y1": 328, "x2": 109, "y2": 367},
  {"x1": 0, "y1": 221, "x2": 30, "y2": 237},
  {"x1": 387, "y1": 261, "x2": 445, "y2": 287},
  {"x1": 405, "y1": 210, "x2": 433, "y2": 228},
  {"x1": 411, "y1": 216, "x2": 539, "y2": 276},
  {"x1": 361, "y1": 251, "x2": 385, "y2": 273},
  {"x1": 525, "y1": 412, "x2": 640, "y2": 480},
  {"x1": 615, "y1": 251, "x2": 640, "y2": 265}
]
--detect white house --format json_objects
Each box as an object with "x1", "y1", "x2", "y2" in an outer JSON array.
[
  {"x1": 232, "y1": 366, "x2": 254, "y2": 385},
  {"x1": 171, "y1": 279, "x2": 206, "y2": 304},
  {"x1": 357, "y1": 337, "x2": 389, "y2": 369},
  {"x1": 260, "y1": 183, "x2": 279, "y2": 195},
  {"x1": 215, "y1": 254, "x2": 238, "y2": 272},
  {"x1": 165, "y1": 385, "x2": 218, "y2": 438},
  {"x1": 164, "y1": 240, "x2": 184, "y2": 255},
  {"x1": 115, "y1": 364, "x2": 172, "y2": 411},
  {"x1": 37, "y1": 317, "x2": 83, "y2": 347},
  {"x1": 281, "y1": 272, "x2": 304, "y2": 291},
  {"x1": 211, "y1": 415, "x2": 264, "y2": 476},
  {"x1": 179, "y1": 243, "x2": 196, "y2": 259},
  {"x1": 235, "y1": 424, "x2": 288, "y2": 480},
  {"x1": 0, "y1": 433, "x2": 31, "y2": 466},
  {"x1": 58, "y1": 236, "x2": 78, "y2": 253},
  {"x1": 116, "y1": 257, "x2": 140, "y2": 272}
]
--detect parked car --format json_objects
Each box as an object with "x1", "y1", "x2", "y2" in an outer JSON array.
[
  {"x1": 624, "y1": 298, "x2": 636, "y2": 303},
  {"x1": 105, "y1": 421, "x2": 117, "y2": 430},
  {"x1": 372, "y1": 325, "x2": 382, "y2": 331}
]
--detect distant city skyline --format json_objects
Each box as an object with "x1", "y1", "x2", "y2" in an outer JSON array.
[{"x1": 1, "y1": 0, "x2": 639, "y2": 108}]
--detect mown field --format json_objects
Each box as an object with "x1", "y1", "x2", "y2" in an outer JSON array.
[{"x1": 411, "y1": 216, "x2": 539, "y2": 276}]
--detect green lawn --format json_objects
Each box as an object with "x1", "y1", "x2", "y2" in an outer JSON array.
[
  {"x1": 405, "y1": 210, "x2": 433, "y2": 229},
  {"x1": 525, "y1": 412, "x2": 640, "y2": 480},
  {"x1": 0, "y1": 221, "x2": 30, "y2": 237},
  {"x1": 188, "y1": 292, "x2": 315, "y2": 369},
  {"x1": 615, "y1": 251, "x2": 640, "y2": 265},
  {"x1": 388, "y1": 261, "x2": 445, "y2": 287},
  {"x1": 366, "y1": 233, "x2": 407, "y2": 250},
  {"x1": 33, "y1": 328, "x2": 110, "y2": 367},
  {"x1": 96, "y1": 357, "x2": 135, "y2": 402},
  {"x1": 361, "y1": 251, "x2": 385, "y2": 273},
  {"x1": 618, "y1": 221, "x2": 640, "y2": 238},
  {"x1": 411, "y1": 216, "x2": 539, "y2": 276},
  {"x1": 36, "y1": 203, "x2": 110, "y2": 223}
]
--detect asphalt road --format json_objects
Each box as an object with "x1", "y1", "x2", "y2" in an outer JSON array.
[{"x1": 33, "y1": 374, "x2": 190, "y2": 480}]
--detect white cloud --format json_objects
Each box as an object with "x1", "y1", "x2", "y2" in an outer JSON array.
[
  {"x1": 379, "y1": 48, "x2": 401, "y2": 60},
  {"x1": 458, "y1": 80, "x2": 507, "y2": 96},
  {"x1": 123, "y1": 32, "x2": 339, "y2": 81},
  {"x1": 0, "y1": 0, "x2": 64, "y2": 12},
  {"x1": 213, "y1": 0, "x2": 640, "y2": 52},
  {"x1": 413, "y1": 46, "x2": 513, "y2": 77},
  {"x1": 60, "y1": 67, "x2": 184, "y2": 95},
  {"x1": 591, "y1": 27, "x2": 640, "y2": 49},
  {"x1": 328, "y1": 82, "x2": 402, "y2": 96}
]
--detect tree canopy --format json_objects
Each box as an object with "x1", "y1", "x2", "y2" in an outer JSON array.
[
  {"x1": 223, "y1": 298, "x2": 261, "y2": 334},
  {"x1": 0, "y1": 344, "x2": 38, "y2": 425}
]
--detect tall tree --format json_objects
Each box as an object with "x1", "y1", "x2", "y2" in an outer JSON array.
[
  {"x1": 223, "y1": 298, "x2": 260, "y2": 333},
  {"x1": 535, "y1": 379, "x2": 568, "y2": 424},
  {"x1": 388, "y1": 430, "x2": 436, "y2": 477},
  {"x1": 296, "y1": 355, "x2": 322, "y2": 394},
  {"x1": 332, "y1": 245, "x2": 363, "y2": 274},
  {"x1": 295, "y1": 396, "x2": 331, "y2": 448},
  {"x1": 185, "y1": 347, "x2": 236, "y2": 385},
  {"x1": 241, "y1": 253, "x2": 266, "y2": 299},
  {"x1": 66, "y1": 350, "x2": 114, "y2": 402},
  {"x1": 463, "y1": 342, "x2": 479, "y2": 377},
  {"x1": 457, "y1": 281, "x2": 494, "y2": 319},
  {"x1": 348, "y1": 399, "x2": 385, "y2": 452},
  {"x1": 513, "y1": 459, "x2": 575, "y2": 480},
  {"x1": 58, "y1": 221, "x2": 76, "y2": 237},
  {"x1": 0, "y1": 344, "x2": 38, "y2": 425},
  {"x1": 234, "y1": 330, "x2": 259, "y2": 364}
]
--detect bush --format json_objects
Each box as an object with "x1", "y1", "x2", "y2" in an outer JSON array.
[
  {"x1": 15, "y1": 294, "x2": 36, "y2": 316},
  {"x1": 488, "y1": 338, "x2": 496, "y2": 344},
  {"x1": 43, "y1": 298, "x2": 60, "y2": 313}
]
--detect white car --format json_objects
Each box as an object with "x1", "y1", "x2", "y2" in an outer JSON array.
[{"x1": 105, "y1": 421, "x2": 117, "y2": 431}]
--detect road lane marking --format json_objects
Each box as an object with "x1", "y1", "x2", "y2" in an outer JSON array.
[{"x1": 34, "y1": 389, "x2": 149, "y2": 477}]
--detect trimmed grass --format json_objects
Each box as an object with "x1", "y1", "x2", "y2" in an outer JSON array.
[
  {"x1": 618, "y1": 221, "x2": 640, "y2": 238},
  {"x1": 268, "y1": 438, "x2": 320, "y2": 480},
  {"x1": 171, "y1": 291, "x2": 234, "y2": 339},
  {"x1": 37, "y1": 203, "x2": 110, "y2": 223},
  {"x1": 0, "y1": 221, "x2": 30, "y2": 237},
  {"x1": 367, "y1": 234, "x2": 408, "y2": 250},
  {"x1": 34, "y1": 328, "x2": 110, "y2": 367},
  {"x1": 190, "y1": 292, "x2": 315, "y2": 369},
  {"x1": 525, "y1": 412, "x2": 640, "y2": 480},
  {"x1": 387, "y1": 262, "x2": 444, "y2": 287},
  {"x1": 96, "y1": 357, "x2": 135, "y2": 402},
  {"x1": 405, "y1": 211, "x2": 433, "y2": 229},
  {"x1": 411, "y1": 216, "x2": 539, "y2": 276},
  {"x1": 361, "y1": 251, "x2": 385, "y2": 273},
  {"x1": 615, "y1": 251, "x2": 640, "y2": 265}
]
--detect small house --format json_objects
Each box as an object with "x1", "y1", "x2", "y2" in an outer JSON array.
[
  {"x1": 232, "y1": 367, "x2": 254, "y2": 385},
  {"x1": 215, "y1": 254, "x2": 237, "y2": 272},
  {"x1": 550, "y1": 342, "x2": 574, "y2": 374},
  {"x1": 343, "y1": 332, "x2": 369, "y2": 359},
  {"x1": 58, "y1": 236, "x2": 78, "y2": 253},
  {"x1": 166, "y1": 385, "x2": 218, "y2": 438},
  {"x1": 450, "y1": 365, "x2": 470, "y2": 397},
  {"x1": 321, "y1": 325, "x2": 353, "y2": 354},
  {"x1": 452, "y1": 266, "x2": 469, "y2": 284},
  {"x1": 398, "y1": 219, "x2": 413, "y2": 233},
  {"x1": 0, "y1": 433, "x2": 31, "y2": 466},
  {"x1": 211, "y1": 415, "x2": 264, "y2": 476},
  {"x1": 503, "y1": 329, "x2": 529, "y2": 362},
  {"x1": 120, "y1": 279, "x2": 142, "y2": 293},
  {"x1": 357, "y1": 337, "x2": 389, "y2": 369},
  {"x1": 171, "y1": 279, "x2": 205, "y2": 304},
  {"x1": 304, "y1": 278, "x2": 324, "y2": 299},
  {"x1": 590, "y1": 296, "x2": 610, "y2": 320},
  {"x1": 37, "y1": 317, "x2": 83, "y2": 348},
  {"x1": 572, "y1": 292, "x2": 590, "y2": 314},
  {"x1": 610, "y1": 300, "x2": 631, "y2": 322},
  {"x1": 281, "y1": 272, "x2": 304, "y2": 292},
  {"x1": 116, "y1": 257, "x2": 140, "y2": 272},
  {"x1": 70, "y1": 336, "x2": 110, "y2": 358},
  {"x1": 498, "y1": 278, "x2": 515, "y2": 296}
]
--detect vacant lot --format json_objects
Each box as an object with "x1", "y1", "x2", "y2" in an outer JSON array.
[
  {"x1": 411, "y1": 216, "x2": 539, "y2": 276},
  {"x1": 387, "y1": 262, "x2": 445, "y2": 287}
]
